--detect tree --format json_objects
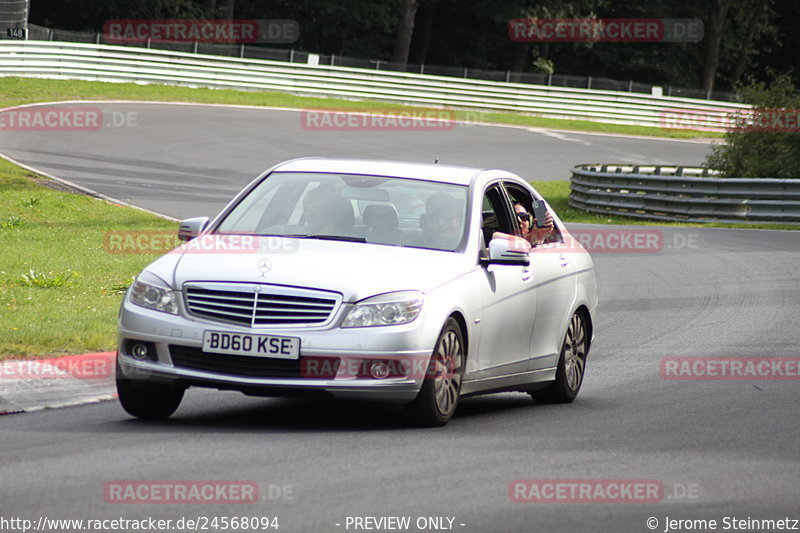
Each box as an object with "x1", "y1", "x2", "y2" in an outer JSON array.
[
  {"x1": 204, "y1": 0, "x2": 235, "y2": 19},
  {"x1": 728, "y1": 0, "x2": 771, "y2": 89},
  {"x1": 706, "y1": 74, "x2": 800, "y2": 178},
  {"x1": 701, "y1": 0, "x2": 733, "y2": 97},
  {"x1": 217, "y1": 0, "x2": 235, "y2": 19},
  {"x1": 392, "y1": 0, "x2": 418, "y2": 66}
]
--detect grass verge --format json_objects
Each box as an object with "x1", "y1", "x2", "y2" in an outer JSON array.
[
  {"x1": 0, "y1": 159, "x2": 174, "y2": 359},
  {"x1": 0, "y1": 77, "x2": 719, "y2": 140}
]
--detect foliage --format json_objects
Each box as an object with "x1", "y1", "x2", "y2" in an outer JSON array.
[
  {"x1": 706, "y1": 74, "x2": 800, "y2": 178},
  {"x1": 27, "y1": 0, "x2": 800, "y2": 92},
  {"x1": 19, "y1": 269, "x2": 77, "y2": 288}
]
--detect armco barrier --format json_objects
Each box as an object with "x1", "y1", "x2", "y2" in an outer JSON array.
[
  {"x1": 0, "y1": 41, "x2": 748, "y2": 129},
  {"x1": 570, "y1": 165, "x2": 800, "y2": 224}
]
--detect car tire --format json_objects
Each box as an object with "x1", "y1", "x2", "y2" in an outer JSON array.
[
  {"x1": 406, "y1": 317, "x2": 465, "y2": 427},
  {"x1": 532, "y1": 312, "x2": 588, "y2": 404},
  {"x1": 116, "y1": 363, "x2": 185, "y2": 419}
]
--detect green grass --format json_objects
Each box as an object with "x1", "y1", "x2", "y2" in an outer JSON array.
[
  {"x1": 0, "y1": 77, "x2": 719, "y2": 139},
  {"x1": 0, "y1": 159, "x2": 175, "y2": 359},
  {"x1": 532, "y1": 180, "x2": 800, "y2": 230}
]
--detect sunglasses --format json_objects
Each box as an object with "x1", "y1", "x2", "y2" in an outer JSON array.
[{"x1": 516, "y1": 212, "x2": 531, "y2": 221}]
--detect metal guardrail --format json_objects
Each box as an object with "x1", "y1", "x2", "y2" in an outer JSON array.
[
  {"x1": 569, "y1": 164, "x2": 800, "y2": 224},
  {"x1": 14, "y1": 22, "x2": 739, "y2": 102},
  {"x1": 0, "y1": 41, "x2": 749, "y2": 129}
]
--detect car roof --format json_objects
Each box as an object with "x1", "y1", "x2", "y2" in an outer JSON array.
[{"x1": 272, "y1": 158, "x2": 520, "y2": 186}]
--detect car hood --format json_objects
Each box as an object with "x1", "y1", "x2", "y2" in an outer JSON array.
[{"x1": 146, "y1": 235, "x2": 473, "y2": 302}]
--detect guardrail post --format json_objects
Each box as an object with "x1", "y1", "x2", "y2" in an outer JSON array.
[
  {"x1": 505, "y1": 70, "x2": 510, "y2": 83},
  {"x1": 240, "y1": 44, "x2": 244, "y2": 58},
  {"x1": 628, "y1": 80, "x2": 633, "y2": 92},
  {"x1": 96, "y1": 33, "x2": 100, "y2": 45},
  {"x1": 147, "y1": 38, "x2": 151, "y2": 49},
  {"x1": 193, "y1": 40, "x2": 198, "y2": 53},
  {"x1": 464, "y1": 67, "x2": 468, "y2": 78},
  {"x1": 289, "y1": 49, "x2": 294, "y2": 62},
  {"x1": 331, "y1": 54, "x2": 335, "y2": 66},
  {"x1": 587, "y1": 76, "x2": 592, "y2": 89},
  {"x1": 547, "y1": 74, "x2": 552, "y2": 86}
]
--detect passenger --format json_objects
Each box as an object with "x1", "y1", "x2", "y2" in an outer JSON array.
[
  {"x1": 513, "y1": 202, "x2": 554, "y2": 245},
  {"x1": 492, "y1": 202, "x2": 554, "y2": 250}
]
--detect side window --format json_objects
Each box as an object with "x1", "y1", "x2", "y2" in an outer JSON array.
[
  {"x1": 504, "y1": 183, "x2": 563, "y2": 244},
  {"x1": 481, "y1": 185, "x2": 515, "y2": 246}
]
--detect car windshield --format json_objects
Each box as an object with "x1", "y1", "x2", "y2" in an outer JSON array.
[{"x1": 215, "y1": 172, "x2": 469, "y2": 251}]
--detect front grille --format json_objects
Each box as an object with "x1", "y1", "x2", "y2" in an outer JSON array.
[
  {"x1": 184, "y1": 284, "x2": 339, "y2": 327},
  {"x1": 169, "y1": 345, "x2": 340, "y2": 379}
]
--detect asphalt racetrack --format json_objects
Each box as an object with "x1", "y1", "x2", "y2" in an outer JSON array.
[
  {"x1": 0, "y1": 102, "x2": 711, "y2": 219},
  {"x1": 1, "y1": 103, "x2": 799, "y2": 532}
]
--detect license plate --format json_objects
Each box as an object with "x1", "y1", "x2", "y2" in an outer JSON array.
[{"x1": 202, "y1": 331, "x2": 300, "y2": 360}]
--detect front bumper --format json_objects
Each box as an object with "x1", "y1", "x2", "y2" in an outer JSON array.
[{"x1": 118, "y1": 297, "x2": 436, "y2": 403}]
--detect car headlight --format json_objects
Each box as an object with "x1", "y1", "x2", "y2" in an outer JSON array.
[
  {"x1": 341, "y1": 291, "x2": 423, "y2": 328},
  {"x1": 129, "y1": 271, "x2": 178, "y2": 315}
]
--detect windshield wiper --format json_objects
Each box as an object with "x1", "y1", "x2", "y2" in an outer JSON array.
[{"x1": 281, "y1": 234, "x2": 367, "y2": 243}]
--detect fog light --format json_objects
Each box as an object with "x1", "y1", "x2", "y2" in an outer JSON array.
[
  {"x1": 131, "y1": 343, "x2": 150, "y2": 361},
  {"x1": 370, "y1": 361, "x2": 391, "y2": 380}
]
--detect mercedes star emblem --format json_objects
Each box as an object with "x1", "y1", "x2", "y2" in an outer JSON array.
[{"x1": 257, "y1": 258, "x2": 272, "y2": 277}]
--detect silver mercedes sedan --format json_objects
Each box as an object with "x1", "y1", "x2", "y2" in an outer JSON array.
[{"x1": 116, "y1": 158, "x2": 598, "y2": 426}]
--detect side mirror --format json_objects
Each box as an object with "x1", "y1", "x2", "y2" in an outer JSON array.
[
  {"x1": 483, "y1": 237, "x2": 530, "y2": 266},
  {"x1": 177, "y1": 217, "x2": 210, "y2": 242}
]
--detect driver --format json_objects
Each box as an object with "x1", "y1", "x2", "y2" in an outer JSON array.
[
  {"x1": 302, "y1": 185, "x2": 354, "y2": 235},
  {"x1": 420, "y1": 192, "x2": 463, "y2": 250}
]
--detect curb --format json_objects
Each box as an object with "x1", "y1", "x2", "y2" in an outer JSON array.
[{"x1": 0, "y1": 352, "x2": 117, "y2": 415}]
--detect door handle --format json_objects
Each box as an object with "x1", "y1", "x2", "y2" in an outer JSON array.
[
  {"x1": 559, "y1": 254, "x2": 569, "y2": 268},
  {"x1": 521, "y1": 268, "x2": 534, "y2": 281}
]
